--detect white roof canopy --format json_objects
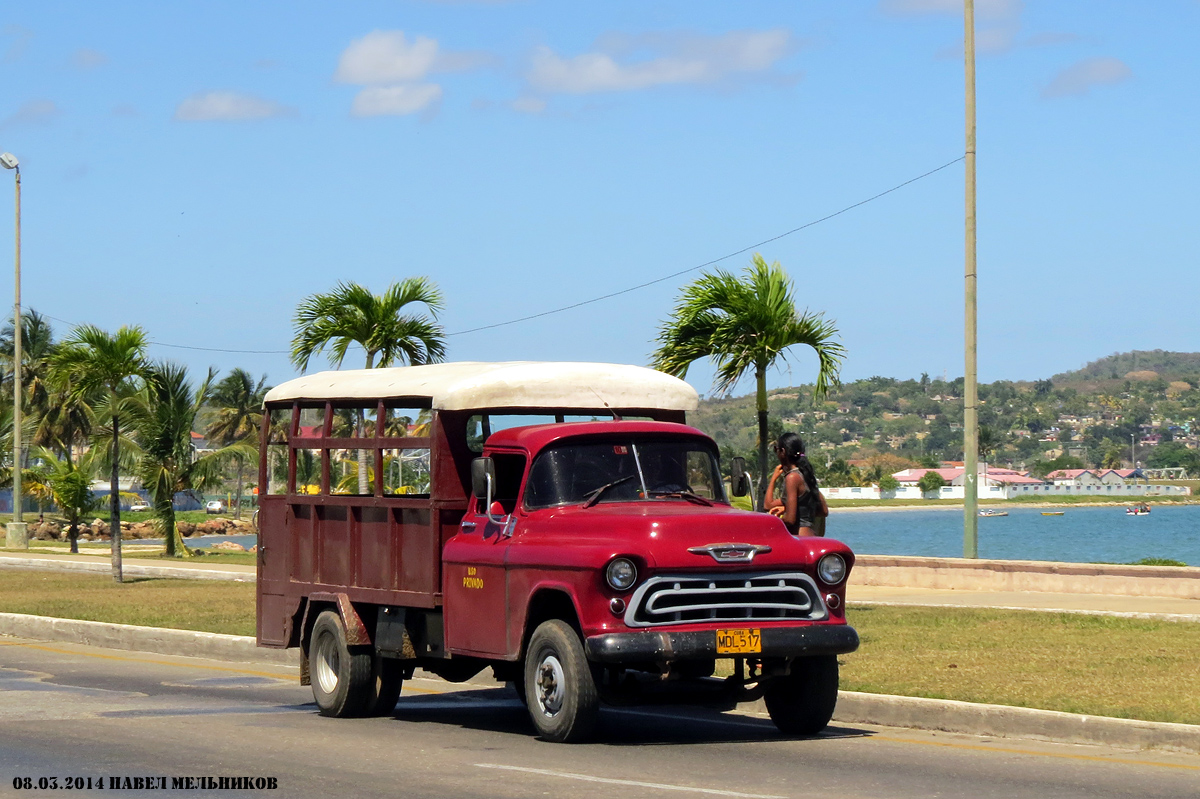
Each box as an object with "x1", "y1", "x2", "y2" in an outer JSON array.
[{"x1": 264, "y1": 361, "x2": 699, "y2": 412}]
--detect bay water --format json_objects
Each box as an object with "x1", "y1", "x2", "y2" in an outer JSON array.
[
  {"x1": 827, "y1": 504, "x2": 1200, "y2": 565},
  {"x1": 154, "y1": 505, "x2": 1200, "y2": 566}
]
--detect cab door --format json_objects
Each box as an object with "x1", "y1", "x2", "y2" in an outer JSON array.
[{"x1": 442, "y1": 451, "x2": 525, "y2": 657}]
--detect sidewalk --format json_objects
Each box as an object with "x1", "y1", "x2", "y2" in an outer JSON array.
[
  {"x1": 0, "y1": 550, "x2": 256, "y2": 582},
  {"x1": 850, "y1": 585, "x2": 1200, "y2": 621},
  {"x1": 4, "y1": 548, "x2": 1200, "y2": 620}
]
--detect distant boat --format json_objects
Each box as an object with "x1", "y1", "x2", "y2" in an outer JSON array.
[
  {"x1": 1041, "y1": 511, "x2": 1065, "y2": 516},
  {"x1": 979, "y1": 509, "x2": 1008, "y2": 517},
  {"x1": 1126, "y1": 504, "x2": 1151, "y2": 516}
]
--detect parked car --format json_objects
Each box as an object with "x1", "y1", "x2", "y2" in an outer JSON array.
[
  {"x1": 130, "y1": 501, "x2": 151, "y2": 512},
  {"x1": 205, "y1": 500, "x2": 225, "y2": 514}
]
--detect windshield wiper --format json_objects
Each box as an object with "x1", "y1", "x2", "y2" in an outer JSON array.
[
  {"x1": 649, "y1": 490, "x2": 714, "y2": 506},
  {"x1": 582, "y1": 475, "x2": 636, "y2": 508}
]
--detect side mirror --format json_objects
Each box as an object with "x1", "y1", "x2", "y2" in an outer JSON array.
[
  {"x1": 471, "y1": 457, "x2": 495, "y2": 500},
  {"x1": 730, "y1": 456, "x2": 750, "y2": 497}
]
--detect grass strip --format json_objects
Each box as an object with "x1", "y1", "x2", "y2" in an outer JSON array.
[
  {"x1": 1, "y1": 572, "x2": 1197, "y2": 725},
  {"x1": 0, "y1": 571, "x2": 256, "y2": 637},
  {"x1": 843, "y1": 605, "x2": 1200, "y2": 726}
]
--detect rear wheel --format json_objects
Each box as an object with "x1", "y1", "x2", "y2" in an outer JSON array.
[
  {"x1": 310, "y1": 610, "x2": 373, "y2": 717},
  {"x1": 363, "y1": 656, "x2": 404, "y2": 717},
  {"x1": 523, "y1": 620, "x2": 599, "y2": 743},
  {"x1": 764, "y1": 655, "x2": 839, "y2": 736}
]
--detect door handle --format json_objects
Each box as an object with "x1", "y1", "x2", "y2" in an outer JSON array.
[{"x1": 461, "y1": 521, "x2": 477, "y2": 531}]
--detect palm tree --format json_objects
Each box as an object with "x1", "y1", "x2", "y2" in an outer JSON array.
[
  {"x1": 1, "y1": 310, "x2": 56, "y2": 412},
  {"x1": 207, "y1": 369, "x2": 270, "y2": 519},
  {"x1": 977, "y1": 425, "x2": 1002, "y2": 488},
  {"x1": 25, "y1": 447, "x2": 98, "y2": 553},
  {"x1": 291, "y1": 279, "x2": 446, "y2": 494},
  {"x1": 652, "y1": 254, "x2": 844, "y2": 508},
  {"x1": 49, "y1": 325, "x2": 151, "y2": 582},
  {"x1": 138, "y1": 363, "x2": 251, "y2": 557}
]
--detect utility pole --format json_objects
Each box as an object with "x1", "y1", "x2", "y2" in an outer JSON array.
[{"x1": 962, "y1": 0, "x2": 979, "y2": 559}]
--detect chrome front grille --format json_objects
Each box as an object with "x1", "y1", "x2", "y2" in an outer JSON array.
[{"x1": 623, "y1": 572, "x2": 827, "y2": 628}]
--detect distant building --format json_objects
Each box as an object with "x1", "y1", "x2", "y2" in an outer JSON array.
[{"x1": 892, "y1": 467, "x2": 1045, "y2": 487}]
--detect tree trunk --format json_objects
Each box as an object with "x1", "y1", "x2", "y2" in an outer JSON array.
[
  {"x1": 358, "y1": 351, "x2": 375, "y2": 495},
  {"x1": 110, "y1": 414, "x2": 123, "y2": 583},
  {"x1": 163, "y1": 502, "x2": 186, "y2": 559},
  {"x1": 356, "y1": 409, "x2": 369, "y2": 495},
  {"x1": 756, "y1": 361, "x2": 769, "y2": 513},
  {"x1": 68, "y1": 518, "x2": 79, "y2": 554},
  {"x1": 234, "y1": 458, "x2": 244, "y2": 520}
]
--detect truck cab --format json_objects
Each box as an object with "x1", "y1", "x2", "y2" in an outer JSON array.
[{"x1": 256, "y1": 362, "x2": 857, "y2": 742}]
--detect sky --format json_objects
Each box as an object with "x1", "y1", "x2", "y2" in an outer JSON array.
[{"x1": 1, "y1": 0, "x2": 1197, "y2": 399}]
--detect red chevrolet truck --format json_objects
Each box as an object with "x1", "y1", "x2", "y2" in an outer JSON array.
[{"x1": 257, "y1": 361, "x2": 858, "y2": 742}]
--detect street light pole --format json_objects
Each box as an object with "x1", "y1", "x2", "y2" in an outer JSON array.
[
  {"x1": 1, "y1": 153, "x2": 24, "y2": 549},
  {"x1": 962, "y1": 0, "x2": 979, "y2": 558}
]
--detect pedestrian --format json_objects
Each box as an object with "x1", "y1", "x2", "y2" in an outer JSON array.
[{"x1": 764, "y1": 432, "x2": 828, "y2": 537}]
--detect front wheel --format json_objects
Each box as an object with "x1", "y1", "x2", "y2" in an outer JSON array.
[
  {"x1": 523, "y1": 620, "x2": 599, "y2": 743},
  {"x1": 764, "y1": 655, "x2": 840, "y2": 736}
]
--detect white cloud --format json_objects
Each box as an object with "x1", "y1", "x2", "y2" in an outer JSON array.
[
  {"x1": 0, "y1": 99, "x2": 60, "y2": 129},
  {"x1": 2, "y1": 24, "x2": 33, "y2": 63},
  {"x1": 527, "y1": 29, "x2": 795, "y2": 95},
  {"x1": 71, "y1": 48, "x2": 108, "y2": 69},
  {"x1": 174, "y1": 91, "x2": 295, "y2": 121},
  {"x1": 1042, "y1": 57, "x2": 1131, "y2": 99},
  {"x1": 336, "y1": 31, "x2": 440, "y2": 84},
  {"x1": 510, "y1": 96, "x2": 546, "y2": 114},
  {"x1": 351, "y1": 84, "x2": 442, "y2": 117}
]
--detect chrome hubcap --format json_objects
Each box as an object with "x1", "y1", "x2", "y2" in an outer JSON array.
[
  {"x1": 535, "y1": 654, "x2": 566, "y2": 717},
  {"x1": 315, "y1": 634, "x2": 340, "y2": 695}
]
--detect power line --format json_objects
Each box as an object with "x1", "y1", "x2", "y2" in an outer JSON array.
[
  {"x1": 446, "y1": 156, "x2": 965, "y2": 337},
  {"x1": 33, "y1": 156, "x2": 963, "y2": 354}
]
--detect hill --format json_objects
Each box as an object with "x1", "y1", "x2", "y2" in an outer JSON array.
[
  {"x1": 687, "y1": 351, "x2": 1200, "y2": 485},
  {"x1": 1052, "y1": 350, "x2": 1200, "y2": 387}
]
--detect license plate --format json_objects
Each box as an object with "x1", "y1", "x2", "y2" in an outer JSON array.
[{"x1": 716, "y1": 628, "x2": 762, "y2": 654}]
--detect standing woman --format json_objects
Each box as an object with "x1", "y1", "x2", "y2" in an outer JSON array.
[{"x1": 764, "y1": 432, "x2": 828, "y2": 537}]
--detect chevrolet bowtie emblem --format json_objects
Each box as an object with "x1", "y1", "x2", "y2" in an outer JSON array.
[{"x1": 687, "y1": 543, "x2": 772, "y2": 563}]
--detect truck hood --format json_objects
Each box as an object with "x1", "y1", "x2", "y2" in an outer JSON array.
[{"x1": 509, "y1": 501, "x2": 851, "y2": 572}]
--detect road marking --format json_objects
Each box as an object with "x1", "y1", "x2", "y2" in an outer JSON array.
[
  {"x1": 474, "y1": 764, "x2": 786, "y2": 798},
  {"x1": 870, "y1": 735, "x2": 1200, "y2": 772}
]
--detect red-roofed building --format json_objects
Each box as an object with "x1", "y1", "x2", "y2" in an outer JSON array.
[
  {"x1": 1045, "y1": 469, "x2": 1101, "y2": 486},
  {"x1": 892, "y1": 467, "x2": 1046, "y2": 487}
]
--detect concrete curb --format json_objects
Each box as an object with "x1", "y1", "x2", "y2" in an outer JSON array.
[
  {"x1": 0, "y1": 612, "x2": 292, "y2": 666},
  {"x1": 0, "y1": 556, "x2": 253, "y2": 582},
  {"x1": 827, "y1": 692, "x2": 1200, "y2": 754},
  {"x1": 2, "y1": 612, "x2": 1197, "y2": 754}
]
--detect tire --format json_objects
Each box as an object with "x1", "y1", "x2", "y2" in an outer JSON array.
[
  {"x1": 764, "y1": 655, "x2": 839, "y2": 736},
  {"x1": 523, "y1": 620, "x2": 599, "y2": 743},
  {"x1": 508, "y1": 672, "x2": 526, "y2": 707},
  {"x1": 363, "y1": 657, "x2": 404, "y2": 717},
  {"x1": 310, "y1": 610, "x2": 373, "y2": 718}
]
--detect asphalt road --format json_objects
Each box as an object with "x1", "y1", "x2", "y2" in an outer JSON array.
[{"x1": 0, "y1": 637, "x2": 1196, "y2": 799}]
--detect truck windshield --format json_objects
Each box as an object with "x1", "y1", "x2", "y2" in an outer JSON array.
[{"x1": 525, "y1": 438, "x2": 726, "y2": 509}]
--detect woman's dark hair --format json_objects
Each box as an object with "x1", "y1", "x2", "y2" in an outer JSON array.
[{"x1": 775, "y1": 432, "x2": 819, "y2": 493}]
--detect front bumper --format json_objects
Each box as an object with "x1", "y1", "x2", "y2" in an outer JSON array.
[{"x1": 584, "y1": 624, "x2": 859, "y2": 663}]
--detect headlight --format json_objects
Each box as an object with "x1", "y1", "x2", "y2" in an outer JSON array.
[
  {"x1": 817, "y1": 553, "x2": 847, "y2": 585},
  {"x1": 605, "y1": 558, "x2": 638, "y2": 591}
]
